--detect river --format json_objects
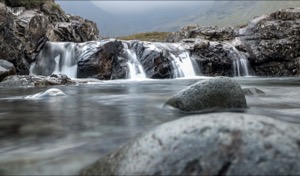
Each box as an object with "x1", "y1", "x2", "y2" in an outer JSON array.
[{"x1": 0, "y1": 77, "x2": 300, "y2": 175}]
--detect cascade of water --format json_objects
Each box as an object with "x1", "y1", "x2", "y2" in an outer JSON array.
[
  {"x1": 30, "y1": 42, "x2": 78, "y2": 78},
  {"x1": 225, "y1": 39, "x2": 250, "y2": 77},
  {"x1": 122, "y1": 44, "x2": 146, "y2": 80},
  {"x1": 146, "y1": 42, "x2": 200, "y2": 78},
  {"x1": 170, "y1": 52, "x2": 196, "y2": 78}
]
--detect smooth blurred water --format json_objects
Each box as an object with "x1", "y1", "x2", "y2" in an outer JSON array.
[{"x1": 0, "y1": 77, "x2": 300, "y2": 175}]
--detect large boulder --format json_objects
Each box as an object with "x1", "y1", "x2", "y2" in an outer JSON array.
[
  {"x1": 0, "y1": 59, "x2": 16, "y2": 81},
  {"x1": 79, "y1": 112, "x2": 300, "y2": 175},
  {"x1": 77, "y1": 40, "x2": 126, "y2": 80},
  {"x1": 165, "y1": 77, "x2": 247, "y2": 111},
  {"x1": 239, "y1": 7, "x2": 300, "y2": 76}
]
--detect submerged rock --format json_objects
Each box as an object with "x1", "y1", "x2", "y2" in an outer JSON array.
[
  {"x1": 165, "y1": 77, "x2": 247, "y2": 111},
  {"x1": 0, "y1": 59, "x2": 16, "y2": 81},
  {"x1": 24, "y1": 88, "x2": 66, "y2": 99},
  {"x1": 242, "y1": 87, "x2": 265, "y2": 96},
  {"x1": 79, "y1": 112, "x2": 300, "y2": 175}
]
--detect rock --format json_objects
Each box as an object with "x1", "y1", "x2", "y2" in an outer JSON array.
[
  {"x1": 130, "y1": 41, "x2": 175, "y2": 79},
  {"x1": 239, "y1": 7, "x2": 300, "y2": 76},
  {"x1": 242, "y1": 87, "x2": 265, "y2": 96},
  {"x1": 0, "y1": 74, "x2": 74, "y2": 87},
  {"x1": 79, "y1": 112, "x2": 300, "y2": 175},
  {"x1": 0, "y1": 1, "x2": 99, "y2": 74},
  {"x1": 166, "y1": 25, "x2": 236, "y2": 43},
  {"x1": 165, "y1": 77, "x2": 247, "y2": 111},
  {"x1": 24, "y1": 88, "x2": 66, "y2": 99},
  {"x1": 77, "y1": 39, "x2": 125, "y2": 80},
  {"x1": 165, "y1": 7, "x2": 300, "y2": 77},
  {"x1": 0, "y1": 59, "x2": 16, "y2": 81}
]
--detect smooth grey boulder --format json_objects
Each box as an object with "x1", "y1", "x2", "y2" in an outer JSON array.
[
  {"x1": 0, "y1": 59, "x2": 16, "y2": 81},
  {"x1": 79, "y1": 112, "x2": 300, "y2": 176},
  {"x1": 165, "y1": 77, "x2": 247, "y2": 111}
]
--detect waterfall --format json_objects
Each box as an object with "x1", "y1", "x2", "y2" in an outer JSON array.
[
  {"x1": 122, "y1": 43, "x2": 147, "y2": 80},
  {"x1": 30, "y1": 42, "x2": 78, "y2": 78},
  {"x1": 170, "y1": 51, "x2": 199, "y2": 78},
  {"x1": 151, "y1": 43, "x2": 200, "y2": 78},
  {"x1": 225, "y1": 39, "x2": 250, "y2": 77}
]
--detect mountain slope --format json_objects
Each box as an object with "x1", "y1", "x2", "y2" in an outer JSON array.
[{"x1": 156, "y1": 1, "x2": 300, "y2": 31}]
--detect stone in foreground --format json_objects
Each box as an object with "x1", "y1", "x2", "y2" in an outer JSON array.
[
  {"x1": 79, "y1": 112, "x2": 300, "y2": 176},
  {"x1": 0, "y1": 59, "x2": 16, "y2": 82},
  {"x1": 165, "y1": 77, "x2": 247, "y2": 111}
]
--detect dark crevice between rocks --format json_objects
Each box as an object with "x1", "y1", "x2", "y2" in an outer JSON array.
[
  {"x1": 182, "y1": 159, "x2": 202, "y2": 175},
  {"x1": 216, "y1": 161, "x2": 232, "y2": 176}
]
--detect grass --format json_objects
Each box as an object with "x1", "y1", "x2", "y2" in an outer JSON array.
[{"x1": 117, "y1": 32, "x2": 171, "y2": 42}]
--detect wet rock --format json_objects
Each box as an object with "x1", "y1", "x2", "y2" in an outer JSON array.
[
  {"x1": 79, "y1": 112, "x2": 300, "y2": 175},
  {"x1": 242, "y1": 87, "x2": 265, "y2": 96},
  {"x1": 0, "y1": 59, "x2": 16, "y2": 81},
  {"x1": 239, "y1": 7, "x2": 300, "y2": 76},
  {"x1": 181, "y1": 39, "x2": 242, "y2": 77},
  {"x1": 130, "y1": 41, "x2": 175, "y2": 79},
  {"x1": 0, "y1": 74, "x2": 74, "y2": 87},
  {"x1": 165, "y1": 77, "x2": 247, "y2": 111},
  {"x1": 77, "y1": 40, "x2": 125, "y2": 80},
  {"x1": 0, "y1": 1, "x2": 99, "y2": 74}
]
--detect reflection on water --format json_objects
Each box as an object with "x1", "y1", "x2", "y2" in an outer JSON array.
[{"x1": 1, "y1": 77, "x2": 300, "y2": 175}]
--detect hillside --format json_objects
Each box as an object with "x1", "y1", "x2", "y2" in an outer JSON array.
[{"x1": 155, "y1": 1, "x2": 300, "y2": 31}]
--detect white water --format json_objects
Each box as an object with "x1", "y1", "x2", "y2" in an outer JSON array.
[
  {"x1": 30, "y1": 42, "x2": 78, "y2": 78},
  {"x1": 148, "y1": 42, "x2": 200, "y2": 78},
  {"x1": 122, "y1": 44, "x2": 147, "y2": 80},
  {"x1": 225, "y1": 39, "x2": 250, "y2": 77},
  {"x1": 125, "y1": 50, "x2": 146, "y2": 80},
  {"x1": 170, "y1": 51, "x2": 198, "y2": 78}
]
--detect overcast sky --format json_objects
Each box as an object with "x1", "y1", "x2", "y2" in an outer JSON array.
[{"x1": 90, "y1": 1, "x2": 211, "y2": 14}]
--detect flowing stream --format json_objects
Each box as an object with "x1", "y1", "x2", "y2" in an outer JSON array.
[{"x1": 1, "y1": 77, "x2": 300, "y2": 175}]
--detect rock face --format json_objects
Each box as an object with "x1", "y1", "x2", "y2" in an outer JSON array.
[
  {"x1": 167, "y1": 7, "x2": 300, "y2": 77},
  {"x1": 79, "y1": 112, "x2": 300, "y2": 175},
  {"x1": 240, "y1": 8, "x2": 300, "y2": 76},
  {"x1": 0, "y1": 1, "x2": 99, "y2": 75},
  {"x1": 0, "y1": 59, "x2": 16, "y2": 81},
  {"x1": 0, "y1": 74, "x2": 75, "y2": 87},
  {"x1": 165, "y1": 77, "x2": 247, "y2": 111}
]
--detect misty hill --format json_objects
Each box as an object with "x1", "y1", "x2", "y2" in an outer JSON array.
[
  {"x1": 156, "y1": 1, "x2": 300, "y2": 31},
  {"x1": 56, "y1": 1, "x2": 300, "y2": 37},
  {"x1": 56, "y1": 1, "x2": 205, "y2": 37}
]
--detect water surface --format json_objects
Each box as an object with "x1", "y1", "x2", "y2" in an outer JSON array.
[{"x1": 0, "y1": 77, "x2": 300, "y2": 175}]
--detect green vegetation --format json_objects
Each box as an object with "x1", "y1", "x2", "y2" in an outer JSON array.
[
  {"x1": 5, "y1": 0, "x2": 48, "y2": 9},
  {"x1": 117, "y1": 32, "x2": 171, "y2": 42},
  {"x1": 51, "y1": 3, "x2": 61, "y2": 12}
]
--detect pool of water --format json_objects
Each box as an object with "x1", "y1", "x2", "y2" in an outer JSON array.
[{"x1": 0, "y1": 77, "x2": 300, "y2": 175}]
